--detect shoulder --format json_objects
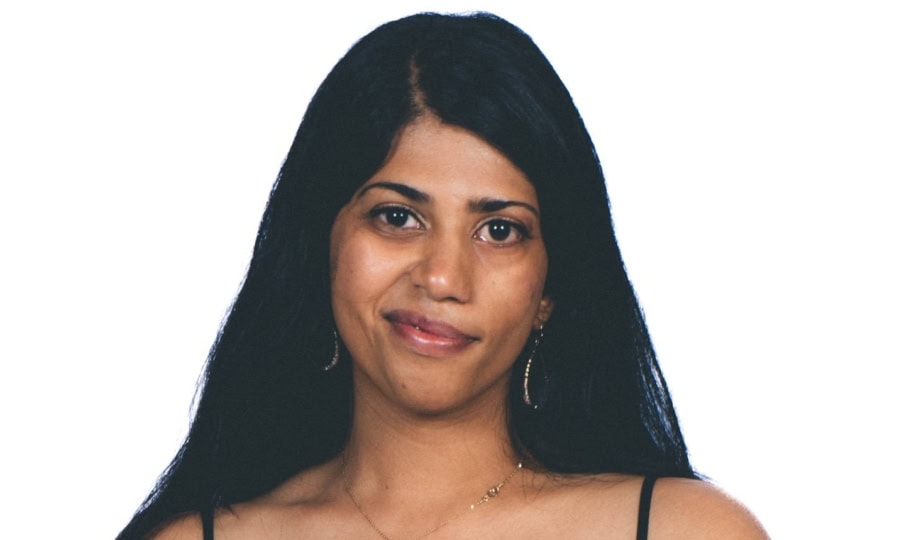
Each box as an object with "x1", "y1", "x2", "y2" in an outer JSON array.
[
  {"x1": 147, "y1": 461, "x2": 345, "y2": 540},
  {"x1": 147, "y1": 512, "x2": 203, "y2": 540},
  {"x1": 647, "y1": 477, "x2": 769, "y2": 539}
]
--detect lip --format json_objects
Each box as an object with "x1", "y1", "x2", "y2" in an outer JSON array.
[{"x1": 383, "y1": 310, "x2": 478, "y2": 357}]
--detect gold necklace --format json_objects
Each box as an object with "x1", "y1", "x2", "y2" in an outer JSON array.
[{"x1": 344, "y1": 460, "x2": 523, "y2": 540}]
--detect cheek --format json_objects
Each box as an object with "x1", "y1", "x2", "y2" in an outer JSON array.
[
  {"x1": 483, "y1": 252, "x2": 549, "y2": 327},
  {"x1": 330, "y1": 228, "x2": 404, "y2": 311},
  {"x1": 329, "y1": 221, "x2": 364, "y2": 318},
  {"x1": 491, "y1": 250, "x2": 548, "y2": 296}
]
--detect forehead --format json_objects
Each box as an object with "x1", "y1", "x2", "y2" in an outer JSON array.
[{"x1": 361, "y1": 117, "x2": 538, "y2": 205}]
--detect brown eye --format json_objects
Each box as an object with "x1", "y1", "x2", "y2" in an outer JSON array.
[
  {"x1": 383, "y1": 208, "x2": 411, "y2": 227},
  {"x1": 488, "y1": 221, "x2": 513, "y2": 241},
  {"x1": 368, "y1": 205, "x2": 422, "y2": 230},
  {"x1": 475, "y1": 219, "x2": 529, "y2": 246}
]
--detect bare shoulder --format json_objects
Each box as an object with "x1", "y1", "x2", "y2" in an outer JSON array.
[
  {"x1": 147, "y1": 512, "x2": 202, "y2": 540},
  {"x1": 147, "y1": 461, "x2": 343, "y2": 540},
  {"x1": 649, "y1": 478, "x2": 769, "y2": 539}
]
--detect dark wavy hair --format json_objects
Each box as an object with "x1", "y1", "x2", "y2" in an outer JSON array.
[{"x1": 119, "y1": 12, "x2": 693, "y2": 539}]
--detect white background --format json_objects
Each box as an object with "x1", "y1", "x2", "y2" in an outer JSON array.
[{"x1": 1, "y1": 1, "x2": 906, "y2": 538}]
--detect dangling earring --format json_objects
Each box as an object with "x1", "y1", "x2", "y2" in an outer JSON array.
[
  {"x1": 323, "y1": 328, "x2": 340, "y2": 371},
  {"x1": 523, "y1": 325, "x2": 543, "y2": 408}
]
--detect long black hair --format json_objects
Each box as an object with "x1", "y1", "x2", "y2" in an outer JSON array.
[{"x1": 119, "y1": 12, "x2": 693, "y2": 539}]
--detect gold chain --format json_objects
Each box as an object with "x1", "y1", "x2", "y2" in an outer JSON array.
[{"x1": 344, "y1": 460, "x2": 523, "y2": 540}]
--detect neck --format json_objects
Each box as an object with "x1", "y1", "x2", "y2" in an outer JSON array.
[{"x1": 341, "y1": 380, "x2": 519, "y2": 499}]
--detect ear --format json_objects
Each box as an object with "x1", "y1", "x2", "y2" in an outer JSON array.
[{"x1": 534, "y1": 296, "x2": 555, "y2": 328}]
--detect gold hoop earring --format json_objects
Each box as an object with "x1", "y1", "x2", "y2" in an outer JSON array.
[
  {"x1": 324, "y1": 328, "x2": 340, "y2": 371},
  {"x1": 523, "y1": 325, "x2": 543, "y2": 408}
]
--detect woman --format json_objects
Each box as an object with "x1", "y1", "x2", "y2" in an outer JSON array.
[{"x1": 120, "y1": 12, "x2": 766, "y2": 539}]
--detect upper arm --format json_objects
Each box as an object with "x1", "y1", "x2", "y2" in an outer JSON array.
[
  {"x1": 649, "y1": 478, "x2": 769, "y2": 540},
  {"x1": 147, "y1": 513, "x2": 203, "y2": 540}
]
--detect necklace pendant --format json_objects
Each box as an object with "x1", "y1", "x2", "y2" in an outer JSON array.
[{"x1": 345, "y1": 460, "x2": 523, "y2": 540}]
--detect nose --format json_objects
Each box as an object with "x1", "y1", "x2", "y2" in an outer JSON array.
[{"x1": 410, "y1": 231, "x2": 473, "y2": 303}]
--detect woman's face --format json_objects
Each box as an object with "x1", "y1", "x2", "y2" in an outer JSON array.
[{"x1": 330, "y1": 116, "x2": 552, "y2": 416}]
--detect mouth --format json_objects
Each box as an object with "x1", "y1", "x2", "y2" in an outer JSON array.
[{"x1": 383, "y1": 310, "x2": 478, "y2": 357}]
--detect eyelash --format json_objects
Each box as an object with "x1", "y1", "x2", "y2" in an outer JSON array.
[
  {"x1": 367, "y1": 205, "x2": 532, "y2": 246},
  {"x1": 368, "y1": 205, "x2": 423, "y2": 230},
  {"x1": 476, "y1": 219, "x2": 531, "y2": 245}
]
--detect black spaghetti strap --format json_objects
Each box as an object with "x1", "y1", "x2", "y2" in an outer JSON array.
[
  {"x1": 200, "y1": 508, "x2": 214, "y2": 540},
  {"x1": 636, "y1": 476, "x2": 657, "y2": 540}
]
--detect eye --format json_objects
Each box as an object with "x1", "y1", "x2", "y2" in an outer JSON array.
[
  {"x1": 368, "y1": 205, "x2": 422, "y2": 230},
  {"x1": 475, "y1": 219, "x2": 530, "y2": 246}
]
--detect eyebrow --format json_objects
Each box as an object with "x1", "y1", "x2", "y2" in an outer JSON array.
[
  {"x1": 468, "y1": 198, "x2": 539, "y2": 217},
  {"x1": 356, "y1": 181, "x2": 429, "y2": 203},
  {"x1": 357, "y1": 181, "x2": 539, "y2": 217}
]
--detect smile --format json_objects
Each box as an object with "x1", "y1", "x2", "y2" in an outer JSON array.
[{"x1": 383, "y1": 310, "x2": 478, "y2": 357}]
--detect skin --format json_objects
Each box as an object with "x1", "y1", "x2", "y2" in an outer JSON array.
[
  {"x1": 329, "y1": 116, "x2": 553, "y2": 420},
  {"x1": 152, "y1": 117, "x2": 768, "y2": 539}
]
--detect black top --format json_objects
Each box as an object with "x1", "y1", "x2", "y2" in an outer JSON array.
[
  {"x1": 201, "y1": 507, "x2": 213, "y2": 540},
  {"x1": 200, "y1": 476, "x2": 658, "y2": 539},
  {"x1": 637, "y1": 476, "x2": 657, "y2": 540}
]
